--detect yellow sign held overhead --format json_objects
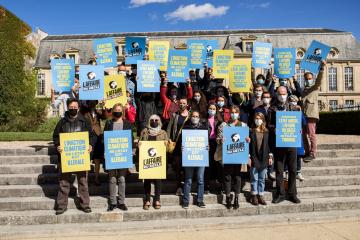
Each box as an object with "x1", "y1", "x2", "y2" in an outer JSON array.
[
  {"x1": 104, "y1": 75, "x2": 127, "y2": 109},
  {"x1": 213, "y1": 50, "x2": 234, "y2": 79},
  {"x1": 148, "y1": 41, "x2": 170, "y2": 71},
  {"x1": 229, "y1": 59, "x2": 252, "y2": 93}
]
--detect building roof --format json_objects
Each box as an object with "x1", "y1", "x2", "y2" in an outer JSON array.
[{"x1": 34, "y1": 28, "x2": 360, "y2": 68}]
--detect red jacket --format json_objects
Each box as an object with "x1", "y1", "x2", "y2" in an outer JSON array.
[
  {"x1": 125, "y1": 104, "x2": 136, "y2": 124},
  {"x1": 160, "y1": 84, "x2": 193, "y2": 120}
]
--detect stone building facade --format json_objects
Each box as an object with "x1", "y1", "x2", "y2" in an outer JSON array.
[{"x1": 32, "y1": 28, "x2": 360, "y2": 111}]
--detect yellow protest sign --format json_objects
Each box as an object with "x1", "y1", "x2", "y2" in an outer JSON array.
[
  {"x1": 104, "y1": 75, "x2": 127, "y2": 108},
  {"x1": 229, "y1": 59, "x2": 252, "y2": 93},
  {"x1": 213, "y1": 50, "x2": 234, "y2": 79},
  {"x1": 139, "y1": 141, "x2": 166, "y2": 179},
  {"x1": 60, "y1": 132, "x2": 90, "y2": 173},
  {"x1": 148, "y1": 41, "x2": 170, "y2": 71}
]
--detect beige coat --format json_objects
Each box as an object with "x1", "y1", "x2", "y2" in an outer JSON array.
[{"x1": 302, "y1": 70, "x2": 324, "y2": 120}]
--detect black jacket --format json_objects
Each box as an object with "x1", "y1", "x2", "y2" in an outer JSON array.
[
  {"x1": 249, "y1": 130, "x2": 271, "y2": 169},
  {"x1": 104, "y1": 119, "x2": 132, "y2": 131},
  {"x1": 53, "y1": 112, "x2": 96, "y2": 147}
]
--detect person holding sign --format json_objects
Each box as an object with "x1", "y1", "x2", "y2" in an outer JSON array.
[
  {"x1": 182, "y1": 111, "x2": 208, "y2": 209},
  {"x1": 160, "y1": 78, "x2": 193, "y2": 121},
  {"x1": 53, "y1": 99, "x2": 96, "y2": 215},
  {"x1": 302, "y1": 61, "x2": 326, "y2": 162},
  {"x1": 139, "y1": 114, "x2": 169, "y2": 210},
  {"x1": 268, "y1": 86, "x2": 300, "y2": 204},
  {"x1": 215, "y1": 106, "x2": 250, "y2": 209},
  {"x1": 166, "y1": 97, "x2": 191, "y2": 196},
  {"x1": 104, "y1": 103, "x2": 133, "y2": 211},
  {"x1": 249, "y1": 112, "x2": 273, "y2": 206}
]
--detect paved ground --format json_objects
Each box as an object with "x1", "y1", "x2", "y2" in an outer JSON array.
[
  {"x1": 0, "y1": 134, "x2": 359, "y2": 148},
  {"x1": 3, "y1": 221, "x2": 360, "y2": 240}
]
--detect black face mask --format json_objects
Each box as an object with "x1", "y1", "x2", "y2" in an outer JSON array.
[
  {"x1": 150, "y1": 121, "x2": 159, "y2": 128},
  {"x1": 68, "y1": 109, "x2": 78, "y2": 117},
  {"x1": 112, "y1": 112, "x2": 123, "y2": 118}
]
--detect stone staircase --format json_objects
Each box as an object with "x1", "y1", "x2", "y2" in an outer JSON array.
[{"x1": 0, "y1": 143, "x2": 360, "y2": 226}]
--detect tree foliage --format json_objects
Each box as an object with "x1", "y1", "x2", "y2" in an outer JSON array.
[{"x1": 0, "y1": 6, "x2": 46, "y2": 131}]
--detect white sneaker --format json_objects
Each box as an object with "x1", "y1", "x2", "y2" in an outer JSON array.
[
  {"x1": 176, "y1": 187, "x2": 183, "y2": 196},
  {"x1": 297, "y1": 173, "x2": 305, "y2": 181},
  {"x1": 283, "y1": 172, "x2": 288, "y2": 180}
]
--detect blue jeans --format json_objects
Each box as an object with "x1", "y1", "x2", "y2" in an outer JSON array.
[
  {"x1": 183, "y1": 167, "x2": 205, "y2": 205},
  {"x1": 250, "y1": 167, "x2": 267, "y2": 196}
]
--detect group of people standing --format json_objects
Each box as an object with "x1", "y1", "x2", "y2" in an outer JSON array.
[{"x1": 52, "y1": 60, "x2": 326, "y2": 215}]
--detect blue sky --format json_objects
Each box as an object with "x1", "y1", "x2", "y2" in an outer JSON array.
[{"x1": 1, "y1": 0, "x2": 360, "y2": 40}]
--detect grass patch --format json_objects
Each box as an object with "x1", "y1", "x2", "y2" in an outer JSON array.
[{"x1": 0, "y1": 132, "x2": 52, "y2": 141}]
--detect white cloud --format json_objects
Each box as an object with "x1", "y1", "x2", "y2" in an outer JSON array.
[
  {"x1": 247, "y1": 2, "x2": 271, "y2": 9},
  {"x1": 130, "y1": 0, "x2": 173, "y2": 8},
  {"x1": 165, "y1": 3, "x2": 229, "y2": 22},
  {"x1": 148, "y1": 12, "x2": 158, "y2": 20}
]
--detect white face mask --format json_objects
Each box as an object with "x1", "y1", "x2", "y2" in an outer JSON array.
[
  {"x1": 255, "y1": 91, "x2": 263, "y2": 98},
  {"x1": 290, "y1": 101, "x2": 297, "y2": 106},
  {"x1": 191, "y1": 117, "x2": 200, "y2": 125},
  {"x1": 263, "y1": 98, "x2": 271, "y2": 105},
  {"x1": 307, "y1": 80, "x2": 314, "y2": 86},
  {"x1": 277, "y1": 95, "x2": 287, "y2": 103},
  {"x1": 194, "y1": 96, "x2": 201, "y2": 102},
  {"x1": 255, "y1": 119, "x2": 263, "y2": 127},
  {"x1": 230, "y1": 113, "x2": 239, "y2": 120},
  {"x1": 208, "y1": 109, "x2": 216, "y2": 117}
]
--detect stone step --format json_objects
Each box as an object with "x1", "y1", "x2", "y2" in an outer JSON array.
[
  {"x1": 303, "y1": 157, "x2": 360, "y2": 167},
  {"x1": 1, "y1": 170, "x2": 359, "y2": 188},
  {"x1": 316, "y1": 149, "x2": 360, "y2": 158},
  {"x1": 1, "y1": 143, "x2": 358, "y2": 156},
  {"x1": 1, "y1": 209, "x2": 360, "y2": 239},
  {"x1": 300, "y1": 165, "x2": 360, "y2": 176},
  {"x1": 1, "y1": 151, "x2": 360, "y2": 166},
  {"x1": 0, "y1": 196, "x2": 359, "y2": 225},
  {"x1": 1, "y1": 184, "x2": 360, "y2": 212}
]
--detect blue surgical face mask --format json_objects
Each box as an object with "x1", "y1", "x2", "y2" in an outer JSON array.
[
  {"x1": 230, "y1": 113, "x2": 239, "y2": 120},
  {"x1": 208, "y1": 109, "x2": 216, "y2": 117},
  {"x1": 280, "y1": 80, "x2": 287, "y2": 86},
  {"x1": 257, "y1": 79, "x2": 265, "y2": 85},
  {"x1": 217, "y1": 101, "x2": 224, "y2": 108},
  {"x1": 307, "y1": 80, "x2": 314, "y2": 86}
]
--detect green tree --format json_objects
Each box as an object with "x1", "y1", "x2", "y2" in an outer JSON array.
[{"x1": 0, "y1": 6, "x2": 46, "y2": 131}]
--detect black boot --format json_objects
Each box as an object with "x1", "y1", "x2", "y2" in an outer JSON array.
[
  {"x1": 226, "y1": 196, "x2": 232, "y2": 209},
  {"x1": 233, "y1": 196, "x2": 239, "y2": 209}
]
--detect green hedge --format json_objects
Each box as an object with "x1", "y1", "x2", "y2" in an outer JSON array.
[{"x1": 318, "y1": 111, "x2": 360, "y2": 134}]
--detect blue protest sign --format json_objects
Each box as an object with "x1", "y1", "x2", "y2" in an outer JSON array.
[
  {"x1": 137, "y1": 60, "x2": 160, "y2": 92},
  {"x1": 167, "y1": 49, "x2": 190, "y2": 83},
  {"x1": 187, "y1": 39, "x2": 207, "y2": 69},
  {"x1": 205, "y1": 40, "x2": 219, "y2": 68},
  {"x1": 50, "y1": 59, "x2": 75, "y2": 93},
  {"x1": 300, "y1": 40, "x2": 331, "y2": 74},
  {"x1": 252, "y1": 41, "x2": 272, "y2": 69},
  {"x1": 276, "y1": 111, "x2": 302, "y2": 148},
  {"x1": 104, "y1": 130, "x2": 133, "y2": 170},
  {"x1": 93, "y1": 37, "x2": 117, "y2": 68},
  {"x1": 79, "y1": 65, "x2": 104, "y2": 100},
  {"x1": 125, "y1": 37, "x2": 146, "y2": 64},
  {"x1": 182, "y1": 130, "x2": 209, "y2": 167},
  {"x1": 222, "y1": 126, "x2": 250, "y2": 164},
  {"x1": 274, "y1": 48, "x2": 296, "y2": 78}
]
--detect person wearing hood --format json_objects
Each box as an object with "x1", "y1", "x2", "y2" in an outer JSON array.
[
  {"x1": 182, "y1": 111, "x2": 208, "y2": 209},
  {"x1": 136, "y1": 92, "x2": 158, "y2": 134},
  {"x1": 139, "y1": 114, "x2": 169, "y2": 210},
  {"x1": 53, "y1": 98, "x2": 96, "y2": 215},
  {"x1": 268, "y1": 87, "x2": 300, "y2": 205},
  {"x1": 160, "y1": 77, "x2": 193, "y2": 121},
  {"x1": 302, "y1": 61, "x2": 326, "y2": 162},
  {"x1": 188, "y1": 90, "x2": 208, "y2": 121}
]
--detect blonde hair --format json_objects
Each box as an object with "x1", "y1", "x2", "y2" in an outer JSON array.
[
  {"x1": 253, "y1": 112, "x2": 267, "y2": 132},
  {"x1": 112, "y1": 103, "x2": 125, "y2": 119}
]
